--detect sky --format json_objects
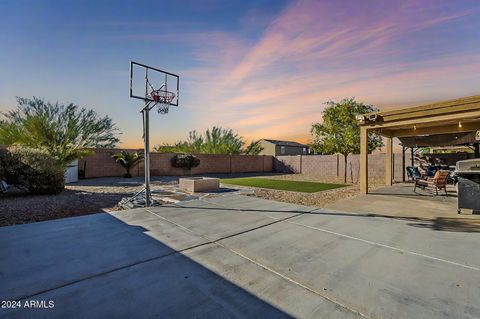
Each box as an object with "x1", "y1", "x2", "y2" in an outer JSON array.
[{"x1": 0, "y1": 0, "x2": 479, "y2": 148}]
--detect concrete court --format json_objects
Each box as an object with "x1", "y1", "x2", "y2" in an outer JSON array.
[{"x1": 1, "y1": 194, "x2": 479, "y2": 318}]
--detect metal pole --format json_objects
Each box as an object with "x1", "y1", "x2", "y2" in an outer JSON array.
[
  {"x1": 144, "y1": 69, "x2": 151, "y2": 207},
  {"x1": 410, "y1": 147, "x2": 414, "y2": 167},
  {"x1": 402, "y1": 145, "x2": 406, "y2": 182}
]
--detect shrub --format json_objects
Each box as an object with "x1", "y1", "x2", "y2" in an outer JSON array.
[
  {"x1": 0, "y1": 146, "x2": 65, "y2": 194},
  {"x1": 170, "y1": 154, "x2": 200, "y2": 170}
]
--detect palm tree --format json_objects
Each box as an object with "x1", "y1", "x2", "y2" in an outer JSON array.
[
  {"x1": 112, "y1": 151, "x2": 143, "y2": 178},
  {"x1": 154, "y1": 126, "x2": 256, "y2": 155},
  {"x1": 244, "y1": 140, "x2": 264, "y2": 155},
  {"x1": 201, "y1": 127, "x2": 244, "y2": 154}
]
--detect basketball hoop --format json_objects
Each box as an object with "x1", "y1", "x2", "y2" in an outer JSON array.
[
  {"x1": 124, "y1": 61, "x2": 180, "y2": 208},
  {"x1": 150, "y1": 89, "x2": 176, "y2": 114}
]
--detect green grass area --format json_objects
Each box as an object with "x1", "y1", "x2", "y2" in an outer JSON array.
[{"x1": 221, "y1": 178, "x2": 345, "y2": 193}]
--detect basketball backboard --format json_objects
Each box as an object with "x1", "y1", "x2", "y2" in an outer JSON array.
[{"x1": 129, "y1": 61, "x2": 179, "y2": 106}]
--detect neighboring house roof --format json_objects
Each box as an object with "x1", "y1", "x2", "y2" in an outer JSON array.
[{"x1": 261, "y1": 139, "x2": 308, "y2": 147}]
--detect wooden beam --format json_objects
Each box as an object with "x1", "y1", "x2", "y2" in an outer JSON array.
[
  {"x1": 382, "y1": 103, "x2": 480, "y2": 122},
  {"x1": 381, "y1": 121, "x2": 480, "y2": 137},
  {"x1": 365, "y1": 110, "x2": 480, "y2": 130},
  {"x1": 364, "y1": 95, "x2": 480, "y2": 119},
  {"x1": 360, "y1": 127, "x2": 369, "y2": 194},
  {"x1": 385, "y1": 137, "x2": 393, "y2": 186}
]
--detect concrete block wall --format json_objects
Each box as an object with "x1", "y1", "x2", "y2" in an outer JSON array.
[
  {"x1": 275, "y1": 153, "x2": 409, "y2": 184},
  {"x1": 78, "y1": 149, "x2": 273, "y2": 178}
]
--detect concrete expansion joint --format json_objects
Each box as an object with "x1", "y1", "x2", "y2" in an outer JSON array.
[
  {"x1": 283, "y1": 219, "x2": 480, "y2": 272},
  {"x1": 144, "y1": 205, "x2": 370, "y2": 318}
]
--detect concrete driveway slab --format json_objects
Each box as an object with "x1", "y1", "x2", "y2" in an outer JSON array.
[
  {"x1": 1, "y1": 194, "x2": 479, "y2": 318},
  {"x1": 203, "y1": 194, "x2": 315, "y2": 218},
  {"x1": 147, "y1": 203, "x2": 285, "y2": 241},
  {"x1": 291, "y1": 209, "x2": 480, "y2": 267},
  {"x1": 0, "y1": 210, "x2": 207, "y2": 301},
  {"x1": 218, "y1": 215, "x2": 480, "y2": 318},
  {"x1": 3, "y1": 243, "x2": 361, "y2": 319}
]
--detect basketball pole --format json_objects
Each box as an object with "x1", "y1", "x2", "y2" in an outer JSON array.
[
  {"x1": 143, "y1": 68, "x2": 152, "y2": 207},
  {"x1": 125, "y1": 61, "x2": 178, "y2": 209}
]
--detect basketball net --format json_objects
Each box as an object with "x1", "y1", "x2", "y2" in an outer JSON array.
[{"x1": 147, "y1": 79, "x2": 175, "y2": 114}]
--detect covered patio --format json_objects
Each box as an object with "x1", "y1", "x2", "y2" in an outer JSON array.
[{"x1": 358, "y1": 95, "x2": 480, "y2": 195}]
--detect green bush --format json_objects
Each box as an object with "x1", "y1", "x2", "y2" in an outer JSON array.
[
  {"x1": 170, "y1": 154, "x2": 200, "y2": 170},
  {"x1": 0, "y1": 146, "x2": 65, "y2": 194}
]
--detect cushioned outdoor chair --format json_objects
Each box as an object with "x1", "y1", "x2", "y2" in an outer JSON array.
[
  {"x1": 414, "y1": 170, "x2": 449, "y2": 196},
  {"x1": 406, "y1": 166, "x2": 422, "y2": 181}
]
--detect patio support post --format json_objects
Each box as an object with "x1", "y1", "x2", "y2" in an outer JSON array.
[
  {"x1": 386, "y1": 137, "x2": 393, "y2": 186},
  {"x1": 360, "y1": 126, "x2": 369, "y2": 194}
]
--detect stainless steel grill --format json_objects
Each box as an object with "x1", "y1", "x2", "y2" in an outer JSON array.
[{"x1": 455, "y1": 159, "x2": 480, "y2": 214}]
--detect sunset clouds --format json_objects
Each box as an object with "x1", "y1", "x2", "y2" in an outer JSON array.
[
  {"x1": 1, "y1": 0, "x2": 479, "y2": 147},
  {"x1": 178, "y1": 0, "x2": 480, "y2": 143}
]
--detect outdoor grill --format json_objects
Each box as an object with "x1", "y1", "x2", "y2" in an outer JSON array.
[{"x1": 455, "y1": 159, "x2": 480, "y2": 214}]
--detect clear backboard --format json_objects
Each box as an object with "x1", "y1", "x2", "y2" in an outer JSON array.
[{"x1": 129, "y1": 61, "x2": 179, "y2": 107}]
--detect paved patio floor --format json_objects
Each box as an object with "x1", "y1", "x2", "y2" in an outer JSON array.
[
  {"x1": 1, "y1": 194, "x2": 479, "y2": 318},
  {"x1": 329, "y1": 183, "x2": 457, "y2": 218}
]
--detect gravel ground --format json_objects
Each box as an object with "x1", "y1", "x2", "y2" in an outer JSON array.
[
  {"x1": 0, "y1": 177, "x2": 178, "y2": 227},
  {"x1": 0, "y1": 173, "x2": 384, "y2": 227}
]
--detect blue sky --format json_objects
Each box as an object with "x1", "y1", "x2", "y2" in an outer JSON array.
[{"x1": 1, "y1": 0, "x2": 479, "y2": 147}]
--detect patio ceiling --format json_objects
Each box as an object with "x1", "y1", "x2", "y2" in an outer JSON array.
[{"x1": 398, "y1": 132, "x2": 477, "y2": 148}]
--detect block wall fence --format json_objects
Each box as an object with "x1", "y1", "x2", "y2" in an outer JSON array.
[
  {"x1": 78, "y1": 148, "x2": 474, "y2": 181},
  {"x1": 78, "y1": 149, "x2": 273, "y2": 179},
  {"x1": 274, "y1": 152, "x2": 475, "y2": 184},
  {"x1": 274, "y1": 153, "x2": 410, "y2": 184}
]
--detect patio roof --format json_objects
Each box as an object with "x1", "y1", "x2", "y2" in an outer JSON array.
[
  {"x1": 360, "y1": 95, "x2": 480, "y2": 138},
  {"x1": 357, "y1": 95, "x2": 480, "y2": 194}
]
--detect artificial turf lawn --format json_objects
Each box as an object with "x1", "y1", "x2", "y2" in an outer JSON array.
[{"x1": 220, "y1": 178, "x2": 345, "y2": 193}]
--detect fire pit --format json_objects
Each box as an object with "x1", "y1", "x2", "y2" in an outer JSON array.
[
  {"x1": 455, "y1": 159, "x2": 480, "y2": 214},
  {"x1": 179, "y1": 177, "x2": 220, "y2": 193}
]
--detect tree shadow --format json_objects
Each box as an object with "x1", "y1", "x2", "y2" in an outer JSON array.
[{"x1": 408, "y1": 217, "x2": 480, "y2": 233}]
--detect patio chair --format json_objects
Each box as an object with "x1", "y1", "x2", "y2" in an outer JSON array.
[
  {"x1": 0, "y1": 180, "x2": 9, "y2": 193},
  {"x1": 406, "y1": 166, "x2": 422, "y2": 181},
  {"x1": 414, "y1": 170, "x2": 449, "y2": 196}
]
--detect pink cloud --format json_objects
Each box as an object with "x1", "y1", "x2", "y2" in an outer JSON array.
[{"x1": 125, "y1": 0, "x2": 480, "y2": 146}]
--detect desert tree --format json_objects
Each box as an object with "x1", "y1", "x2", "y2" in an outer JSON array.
[
  {"x1": 311, "y1": 98, "x2": 384, "y2": 183},
  {"x1": 0, "y1": 97, "x2": 120, "y2": 165}
]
